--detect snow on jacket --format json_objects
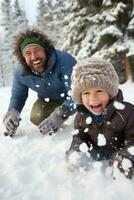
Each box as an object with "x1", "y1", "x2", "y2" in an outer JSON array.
[
  {"x1": 9, "y1": 49, "x2": 77, "y2": 114},
  {"x1": 68, "y1": 90, "x2": 134, "y2": 163}
]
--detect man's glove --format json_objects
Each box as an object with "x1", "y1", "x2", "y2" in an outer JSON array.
[
  {"x1": 38, "y1": 106, "x2": 69, "y2": 135},
  {"x1": 110, "y1": 155, "x2": 133, "y2": 179},
  {"x1": 3, "y1": 109, "x2": 21, "y2": 137}
]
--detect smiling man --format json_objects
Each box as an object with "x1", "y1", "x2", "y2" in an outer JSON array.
[{"x1": 3, "y1": 28, "x2": 77, "y2": 137}]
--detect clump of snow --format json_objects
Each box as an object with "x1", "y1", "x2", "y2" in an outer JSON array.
[
  {"x1": 112, "y1": 157, "x2": 132, "y2": 179},
  {"x1": 79, "y1": 143, "x2": 88, "y2": 153},
  {"x1": 86, "y1": 117, "x2": 92, "y2": 124},
  {"x1": 84, "y1": 128, "x2": 89, "y2": 133},
  {"x1": 113, "y1": 100, "x2": 125, "y2": 110},
  {"x1": 60, "y1": 93, "x2": 65, "y2": 97},
  {"x1": 102, "y1": 0, "x2": 112, "y2": 6},
  {"x1": 112, "y1": 160, "x2": 124, "y2": 179},
  {"x1": 111, "y1": 2, "x2": 126, "y2": 17},
  {"x1": 66, "y1": 96, "x2": 71, "y2": 100},
  {"x1": 72, "y1": 129, "x2": 79, "y2": 135},
  {"x1": 95, "y1": 25, "x2": 122, "y2": 44},
  {"x1": 64, "y1": 75, "x2": 69, "y2": 80},
  {"x1": 97, "y1": 134, "x2": 106, "y2": 146},
  {"x1": 128, "y1": 146, "x2": 134, "y2": 155},
  {"x1": 122, "y1": 158, "x2": 132, "y2": 171},
  {"x1": 35, "y1": 84, "x2": 40, "y2": 88},
  {"x1": 44, "y1": 97, "x2": 50, "y2": 102},
  {"x1": 68, "y1": 90, "x2": 71, "y2": 96}
]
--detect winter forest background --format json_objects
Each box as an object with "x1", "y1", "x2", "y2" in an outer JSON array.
[
  {"x1": 0, "y1": 0, "x2": 134, "y2": 86},
  {"x1": 0, "y1": 1, "x2": 134, "y2": 199}
]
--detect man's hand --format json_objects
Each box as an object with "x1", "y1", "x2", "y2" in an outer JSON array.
[
  {"x1": 38, "y1": 106, "x2": 69, "y2": 135},
  {"x1": 110, "y1": 155, "x2": 133, "y2": 179},
  {"x1": 3, "y1": 109, "x2": 21, "y2": 137}
]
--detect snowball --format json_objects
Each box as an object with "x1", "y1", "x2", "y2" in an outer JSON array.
[
  {"x1": 68, "y1": 90, "x2": 71, "y2": 96},
  {"x1": 60, "y1": 93, "x2": 65, "y2": 97},
  {"x1": 44, "y1": 98, "x2": 49, "y2": 102},
  {"x1": 128, "y1": 146, "x2": 134, "y2": 155},
  {"x1": 79, "y1": 143, "x2": 89, "y2": 153},
  {"x1": 72, "y1": 129, "x2": 79, "y2": 135},
  {"x1": 73, "y1": 103, "x2": 77, "y2": 109},
  {"x1": 122, "y1": 158, "x2": 132, "y2": 171},
  {"x1": 113, "y1": 101, "x2": 125, "y2": 110},
  {"x1": 97, "y1": 134, "x2": 106, "y2": 146},
  {"x1": 106, "y1": 121, "x2": 111, "y2": 125},
  {"x1": 86, "y1": 117, "x2": 92, "y2": 124},
  {"x1": 66, "y1": 96, "x2": 71, "y2": 100},
  {"x1": 64, "y1": 75, "x2": 69, "y2": 80},
  {"x1": 112, "y1": 160, "x2": 123, "y2": 179},
  {"x1": 84, "y1": 128, "x2": 89, "y2": 133},
  {"x1": 65, "y1": 82, "x2": 68, "y2": 86},
  {"x1": 35, "y1": 84, "x2": 40, "y2": 88}
]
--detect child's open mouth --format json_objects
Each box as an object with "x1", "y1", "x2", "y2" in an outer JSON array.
[{"x1": 91, "y1": 104, "x2": 102, "y2": 114}]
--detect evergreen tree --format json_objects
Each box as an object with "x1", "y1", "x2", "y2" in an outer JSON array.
[
  {"x1": 62, "y1": 0, "x2": 134, "y2": 83},
  {"x1": 12, "y1": 0, "x2": 28, "y2": 34},
  {"x1": 36, "y1": 0, "x2": 71, "y2": 48},
  {"x1": 0, "y1": 0, "x2": 28, "y2": 86},
  {"x1": 36, "y1": 0, "x2": 56, "y2": 45},
  {"x1": 0, "y1": 0, "x2": 13, "y2": 86}
]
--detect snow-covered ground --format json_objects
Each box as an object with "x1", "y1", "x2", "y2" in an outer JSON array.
[{"x1": 0, "y1": 81, "x2": 134, "y2": 200}]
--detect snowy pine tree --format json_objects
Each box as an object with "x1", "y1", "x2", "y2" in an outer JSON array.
[
  {"x1": 62, "y1": 0, "x2": 134, "y2": 83},
  {"x1": 0, "y1": 0, "x2": 14, "y2": 86},
  {"x1": 0, "y1": 0, "x2": 28, "y2": 86},
  {"x1": 36, "y1": 0, "x2": 71, "y2": 48},
  {"x1": 12, "y1": 0, "x2": 28, "y2": 33}
]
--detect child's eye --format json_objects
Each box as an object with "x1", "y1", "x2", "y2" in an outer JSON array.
[
  {"x1": 97, "y1": 90, "x2": 103, "y2": 93},
  {"x1": 82, "y1": 92, "x2": 89, "y2": 95}
]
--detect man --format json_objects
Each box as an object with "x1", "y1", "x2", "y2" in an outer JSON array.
[{"x1": 3, "y1": 28, "x2": 77, "y2": 137}]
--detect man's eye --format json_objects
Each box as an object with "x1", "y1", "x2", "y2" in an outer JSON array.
[{"x1": 25, "y1": 52, "x2": 31, "y2": 56}]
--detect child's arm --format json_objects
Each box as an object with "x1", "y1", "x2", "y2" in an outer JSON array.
[
  {"x1": 118, "y1": 108, "x2": 134, "y2": 163},
  {"x1": 65, "y1": 112, "x2": 89, "y2": 171},
  {"x1": 111, "y1": 107, "x2": 134, "y2": 179},
  {"x1": 66, "y1": 112, "x2": 86, "y2": 155}
]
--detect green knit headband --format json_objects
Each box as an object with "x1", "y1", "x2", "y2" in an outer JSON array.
[{"x1": 21, "y1": 37, "x2": 44, "y2": 52}]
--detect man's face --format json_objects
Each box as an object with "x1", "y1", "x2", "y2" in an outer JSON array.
[{"x1": 23, "y1": 44, "x2": 47, "y2": 74}]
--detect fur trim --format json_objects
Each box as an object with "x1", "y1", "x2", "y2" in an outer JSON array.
[{"x1": 13, "y1": 28, "x2": 54, "y2": 71}]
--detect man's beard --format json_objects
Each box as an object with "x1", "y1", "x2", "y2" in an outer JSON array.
[{"x1": 29, "y1": 58, "x2": 46, "y2": 74}]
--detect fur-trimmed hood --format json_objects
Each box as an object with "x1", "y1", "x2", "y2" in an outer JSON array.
[{"x1": 13, "y1": 28, "x2": 54, "y2": 73}]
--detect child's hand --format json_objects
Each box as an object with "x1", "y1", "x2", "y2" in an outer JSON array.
[{"x1": 110, "y1": 155, "x2": 133, "y2": 179}]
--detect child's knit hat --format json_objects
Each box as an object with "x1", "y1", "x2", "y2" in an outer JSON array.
[{"x1": 71, "y1": 57, "x2": 119, "y2": 104}]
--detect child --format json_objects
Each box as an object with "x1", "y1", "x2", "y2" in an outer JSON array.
[{"x1": 66, "y1": 57, "x2": 134, "y2": 179}]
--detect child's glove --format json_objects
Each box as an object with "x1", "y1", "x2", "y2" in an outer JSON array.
[
  {"x1": 38, "y1": 106, "x2": 69, "y2": 135},
  {"x1": 3, "y1": 109, "x2": 21, "y2": 137},
  {"x1": 110, "y1": 155, "x2": 133, "y2": 179}
]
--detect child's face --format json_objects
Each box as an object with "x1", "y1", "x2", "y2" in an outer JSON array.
[{"x1": 82, "y1": 88, "x2": 110, "y2": 115}]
